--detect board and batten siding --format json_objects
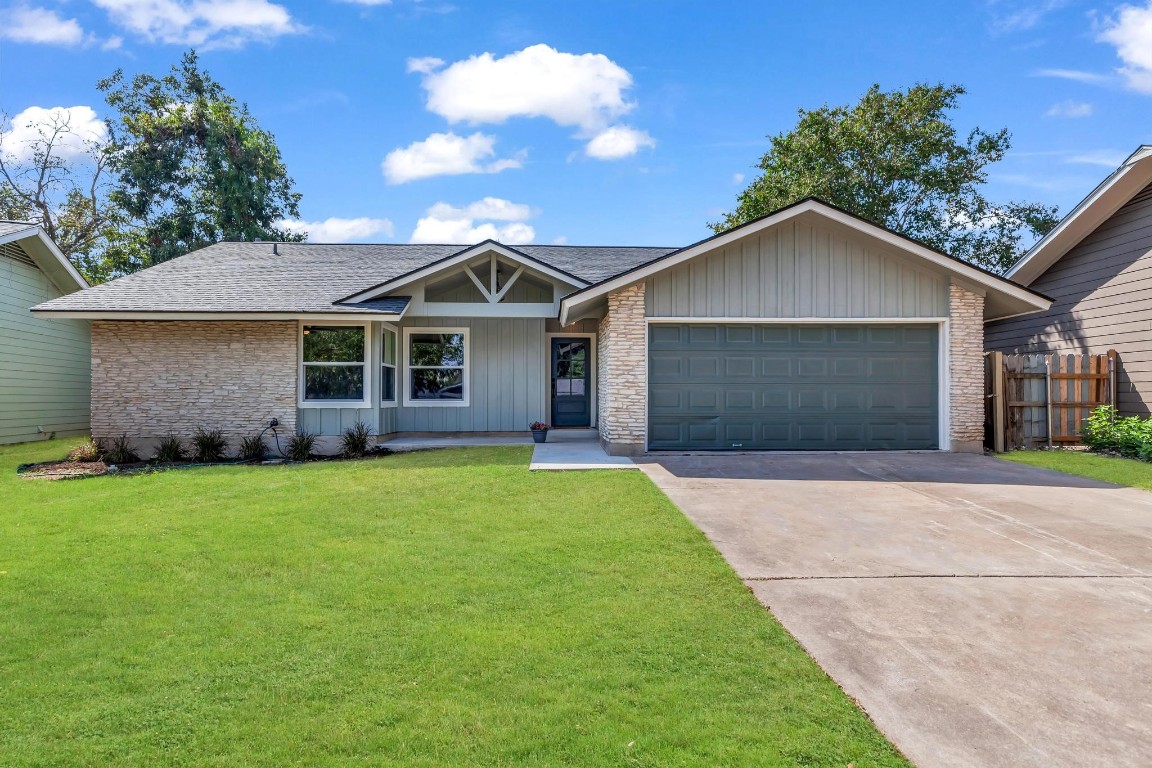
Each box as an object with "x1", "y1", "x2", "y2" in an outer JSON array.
[
  {"x1": 987, "y1": 181, "x2": 1152, "y2": 415},
  {"x1": 0, "y1": 243, "x2": 90, "y2": 444},
  {"x1": 645, "y1": 215, "x2": 948, "y2": 319},
  {"x1": 296, "y1": 317, "x2": 548, "y2": 435},
  {"x1": 396, "y1": 317, "x2": 547, "y2": 432}
]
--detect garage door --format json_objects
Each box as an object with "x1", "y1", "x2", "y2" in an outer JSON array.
[{"x1": 648, "y1": 323, "x2": 939, "y2": 451}]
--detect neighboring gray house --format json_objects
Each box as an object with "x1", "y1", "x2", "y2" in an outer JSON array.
[
  {"x1": 987, "y1": 145, "x2": 1152, "y2": 415},
  {"x1": 32, "y1": 199, "x2": 1048, "y2": 455},
  {"x1": 1, "y1": 221, "x2": 91, "y2": 444}
]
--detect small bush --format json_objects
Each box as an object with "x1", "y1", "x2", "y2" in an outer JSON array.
[
  {"x1": 105, "y1": 434, "x2": 140, "y2": 465},
  {"x1": 340, "y1": 421, "x2": 375, "y2": 458},
  {"x1": 154, "y1": 435, "x2": 187, "y2": 463},
  {"x1": 239, "y1": 434, "x2": 268, "y2": 462},
  {"x1": 286, "y1": 431, "x2": 317, "y2": 462},
  {"x1": 67, "y1": 439, "x2": 103, "y2": 463},
  {"x1": 192, "y1": 427, "x2": 229, "y2": 463},
  {"x1": 1082, "y1": 405, "x2": 1152, "y2": 459}
]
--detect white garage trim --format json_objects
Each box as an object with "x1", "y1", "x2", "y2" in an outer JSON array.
[{"x1": 643, "y1": 317, "x2": 951, "y2": 452}]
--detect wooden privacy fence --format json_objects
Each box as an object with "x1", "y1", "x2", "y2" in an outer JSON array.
[{"x1": 985, "y1": 350, "x2": 1118, "y2": 452}]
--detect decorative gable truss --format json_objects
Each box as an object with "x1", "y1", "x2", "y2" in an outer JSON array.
[{"x1": 342, "y1": 242, "x2": 586, "y2": 318}]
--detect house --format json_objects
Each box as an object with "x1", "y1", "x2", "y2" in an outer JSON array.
[
  {"x1": 987, "y1": 145, "x2": 1152, "y2": 415},
  {"x1": 1, "y1": 221, "x2": 91, "y2": 444},
  {"x1": 31, "y1": 199, "x2": 1048, "y2": 455}
]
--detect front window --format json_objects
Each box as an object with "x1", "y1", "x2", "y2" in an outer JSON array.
[
  {"x1": 302, "y1": 325, "x2": 366, "y2": 402},
  {"x1": 406, "y1": 329, "x2": 468, "y2": 405},
  {"x1": 382, "y1": 327, "x2": 397, "y2": 404}
]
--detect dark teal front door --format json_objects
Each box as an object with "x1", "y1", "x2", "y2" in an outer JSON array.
[
  {"x1": 551, "y1": 338, "x2": 591, "y2": 427},
  {"x1": 648, "y1": 323, "x2": 939, "y2": 450}
]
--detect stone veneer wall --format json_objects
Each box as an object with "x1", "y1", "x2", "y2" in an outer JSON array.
[
  {"x1": 948, "y1": 282, "x2": 986, "y2": 453},
  {"x1": 597, "y1": 282, "x2": 647, "y2": 455},
  {"x1": 91, "y1": 321, "x2": 297, "y2": 450}
]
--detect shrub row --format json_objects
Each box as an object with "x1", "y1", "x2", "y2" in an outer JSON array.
[{"x1": 66, "y1": 422, "x2": 377, "y2": 465}]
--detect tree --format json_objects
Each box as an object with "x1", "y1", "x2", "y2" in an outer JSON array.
[
  {"x1": 0, "y1": 108, "x2": 141, "y2": 282},
  {"x1": 98, "y1": 50, "x2": 304, "y2": 266},
  {"x1": 713, "y1": 83, "x2": 1059, "y2": 273}
]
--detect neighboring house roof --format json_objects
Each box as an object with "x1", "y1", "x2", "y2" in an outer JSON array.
[
  {"x1": 0, "y1": 220, "x2": 89, "y2": 293},
  {"x1": 1007, "y1": 145, "x2": 1152, "y2": 285},
  {"x1": 32, "y1": 240, "x2": 675, "y2": 319},
  {"x1": 558, "y1": 198, "x2": 1052, "y2": 324}
]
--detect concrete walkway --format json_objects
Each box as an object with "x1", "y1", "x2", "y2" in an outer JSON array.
[
  {"x1": 637, "y1": 452, "x2": 1152, "y2": 768},
  {"x1": 378, "y1": 430, "x2": 636, "y2": 471},
  {"x1": 529, "y1": 430, "x2": 636, "y2": 471}
]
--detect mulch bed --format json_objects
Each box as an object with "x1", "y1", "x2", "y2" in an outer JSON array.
[{"x1": 17, "y1": 461, "x2": 110, "y2": 480}]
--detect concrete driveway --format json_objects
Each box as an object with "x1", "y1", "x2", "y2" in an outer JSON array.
[{"x1": 637, "y1": 453, "x2": 1152, "y2": 768}]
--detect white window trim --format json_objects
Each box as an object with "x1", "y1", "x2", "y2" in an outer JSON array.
[
  {"x1": 298, "y1": 321, "x2": 372, "y2": 408},
  {"x1": 381, "y1": 322, "x2": 399, "y2": 409},
  {"x1": 402, "y1": 326, "x2": 470, "y2": 408}
]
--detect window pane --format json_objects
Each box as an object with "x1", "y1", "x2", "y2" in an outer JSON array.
[
  {"x1": 410, "y1": 368, "x2": 464, "y2": 400},
  {"x1": 382, "y1": 366, "x2": 396, "y2": 401},
  {"x1": 305, "y1": 365, "x2": 364, "y2": 400},
  {"x1": 410, "y1": 333, "x2": 465, "y2": 367},
  {"x1": 304, "y1": 326, "x2": 364, "y2": 363},
  {"x1": 382, "y1": 329, "x2": 396, "y2": 366}
]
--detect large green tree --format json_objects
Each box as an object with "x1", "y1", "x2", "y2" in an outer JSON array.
[
  {"x1": 98, "y1": 50, "x2": 304, "y2": 266},
  {"x1": 714, "y1": 83, "x2": 1058, "y2": 273}
]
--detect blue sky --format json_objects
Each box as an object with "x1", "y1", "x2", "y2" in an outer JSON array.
[{"x1": 1, "y1": 0, "x2": 1150, "y2": 248}]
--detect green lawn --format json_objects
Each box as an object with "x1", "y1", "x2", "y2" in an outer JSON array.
[
  {"x1": 1000, "y1": 449, "x2": 1152, "y2": 490},
  {"x1": 1, "y1": 439, "x2": 907, "y2": 767}
]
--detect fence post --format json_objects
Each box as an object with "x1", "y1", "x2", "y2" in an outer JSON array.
[
  {"x1": 1045, "y1": 356, "x2": 1053, "y2": 448},
  {"x1": 991, "y1": 351, "x2": 1005, "y2": 453},
  {"x1": 1107, "y1": 349, "x2": 1119, "y2": 410}
]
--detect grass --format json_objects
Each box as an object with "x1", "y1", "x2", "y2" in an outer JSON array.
[
  {"x1": 0, "y1": 439, "x2": 908, "y2": 767},
  {"x1": 1000, "y1": 448, "x2": 1152, "y2": 490}
]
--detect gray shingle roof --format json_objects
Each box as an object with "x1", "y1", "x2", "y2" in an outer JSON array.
[
  {"x1": 0, "y1": 220, "x2": 36, "y2": 238},
  {"x1": 34, "y1": 241, "x2": 676, "y2": 315}
]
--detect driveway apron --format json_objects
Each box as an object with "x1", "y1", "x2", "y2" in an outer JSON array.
[{"x1": 637, "y1": 453, "x2": 1152, "y2": 768}]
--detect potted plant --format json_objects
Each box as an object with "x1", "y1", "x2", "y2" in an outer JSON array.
[{"x1": 529, "y1": 421, "x2": 550, "y2": 443}]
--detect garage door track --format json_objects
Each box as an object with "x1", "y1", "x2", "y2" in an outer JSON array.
[{"x1": 638, "y1": 452, "x2": 1152, "y2": 768}]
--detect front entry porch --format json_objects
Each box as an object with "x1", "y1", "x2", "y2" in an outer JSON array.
[{"x1": 377, "y1": 429, "x2": 636, "y2": 471}]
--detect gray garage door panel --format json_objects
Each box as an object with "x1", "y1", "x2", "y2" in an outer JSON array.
[{"x1": 648, "y1": 324, "x2": 939, "y2": 450}]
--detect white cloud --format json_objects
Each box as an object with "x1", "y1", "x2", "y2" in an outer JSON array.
[
  {"x1": 988, "y1": 0, "x2": 1068, "y2": 33},
  {"x1": 416, "y1": 43, "x2": 635, "y2": 131},
  {"x1": 0, "y1": 106, "x2": 107, "y2": 163},
  {"x1": 409, "y1": 197, "x2": 536, "y2": 244},
  {"x1": 584, "y1": 125, "x2": 655, "y2": 160},
  {"x1": 0, "y1": 6, "x2": 86, "y2": 45},
  {"x1": 1045, "y1": 100, "x2": 1093, "y2": 117},
  {"x1": 732, "y1": 172, "x2": 746, "y2": 185},
  {"x1": 277, "y1": 216, "x2": 394, "y2": 242},
  {"x1": 1099, "y1": 1, "x2": 1152, "y2": 93},
  {"x1": 406, "y1": 56, "x2": 445, "y2": 74},
  {"x1": 91, "y1": 0, "x2": 305, "y2": 47},
  {"x1": 1032, "y1": 67, "x2": 1111, "y2": 85},
  {"x1": 382, "y1": 131, "x2": 523, "y2": 184},
  {"x1": 1065, "y1": 149, "x2": 1126, "y2": 167}
]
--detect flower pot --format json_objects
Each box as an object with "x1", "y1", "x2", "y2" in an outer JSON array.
[{"x1": 531, "y1": 429, "x2": 549, "y2": 444}]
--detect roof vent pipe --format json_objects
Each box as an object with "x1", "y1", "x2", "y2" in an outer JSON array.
[{"x1": 273, "y1": 242, "x2": 279, "y2": 256}]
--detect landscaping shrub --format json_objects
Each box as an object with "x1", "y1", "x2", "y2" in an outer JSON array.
[
  {"x1": 67, "y1": 439, "x2": 104, "y2": 463},
  {"x1": 105, "y1": 434, "x2": 140, "y2": 465},
  {"x1": 192, "y1": 428, "x2": 229, "y2": 463},
  {"x1": 154, "y1": 435, "x2": 187, "y2": 463},
  {"x1": 1081, "y1": 405, "x2": 1152, "y2": 459},
  {"x1": 340, "y1": 421, "x2": 375, "y2": 458},
  {"x1": 286, "y1": 431, "x2": 317, "y2": 462},
  {"x1": 239, "y1": 434, "x2": 268, "y2": 462}
]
